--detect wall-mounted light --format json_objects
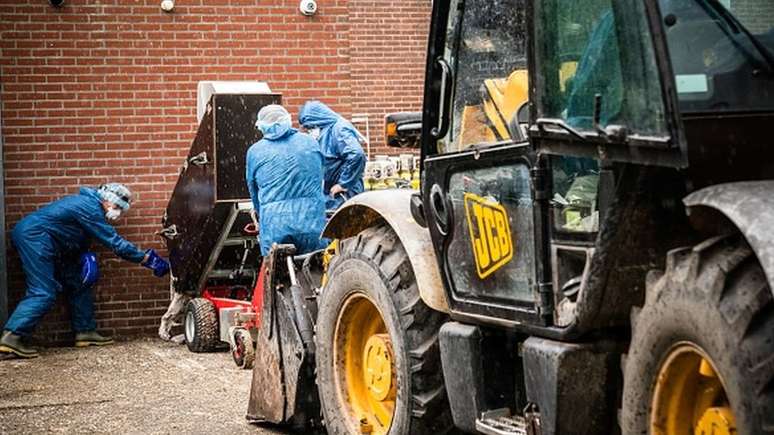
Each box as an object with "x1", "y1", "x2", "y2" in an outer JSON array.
[
  {"x1": 161, "y1": 0, "x2": 175, "y2": 12},
  {"x1": 299, "y1": 0, "x2": 317, "y2": 16}
]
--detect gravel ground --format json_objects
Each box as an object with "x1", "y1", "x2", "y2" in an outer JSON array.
[{"x1": 0, "y1": 338, "x2": 286, "y2": 434}]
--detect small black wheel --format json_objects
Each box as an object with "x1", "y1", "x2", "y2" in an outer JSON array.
[
  {"x1": 184, "y1": 298, "x2": 219, "y2": 353},
  {"x1": 231, "y1": 328, "x2": 255, "y2": 369},
  {"x1": 622, "y1": 234, "x2": 774, "y2": 434}
]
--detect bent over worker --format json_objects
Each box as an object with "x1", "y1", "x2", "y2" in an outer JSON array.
[
  {"x1": 298, "y1": 101, "x2": 367, "y2": 210},
  {"x1": 0, "y1": 183, "x2": 170, "y2": 359},
  {"x1": 246, "y1": 104, "x2": 328, "y2": 256}
]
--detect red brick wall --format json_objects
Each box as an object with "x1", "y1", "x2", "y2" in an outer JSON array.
[
  {"x1": 0, "y1": 0, "x2": 430, "y2": 343},
  {"x1": 349, "y1": 0, "x2": 431, "y2": 155}
]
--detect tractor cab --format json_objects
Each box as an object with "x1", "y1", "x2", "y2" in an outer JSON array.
[
  {"x1": 422, "y1": 0, "x2": 774, "y2": 328},
  {"x1": 420, "y1": 0, "x2": 774, "y2": 432}
]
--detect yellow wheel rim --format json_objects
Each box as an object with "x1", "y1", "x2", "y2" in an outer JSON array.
[
  {"x1": 334, "y1": 294, "x2": 396, "y2": 435},
  {"x1": 651, "y1": 343, "x2": 736, "y2": 435}
]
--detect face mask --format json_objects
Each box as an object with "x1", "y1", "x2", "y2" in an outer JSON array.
[
  {"x1": 105, "y1": 208, "x2": 121, "y2": 222},
  {"x1": 308, "y1": 127, "x2": 321, "y2": 140}
]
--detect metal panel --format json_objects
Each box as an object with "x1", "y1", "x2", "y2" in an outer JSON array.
[
  {"x1": 522, "y1": 337, "x2": 620, "y2": 435},
  {"x1": 162, "y1": 93, "x2": 279, "y2": 295},
  {"x1": 213, "y1": 94, "x2": 277, "y2": 201}
]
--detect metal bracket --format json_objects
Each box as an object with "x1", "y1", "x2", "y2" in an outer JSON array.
[
  {"x1": 537, "y1": 282, "x2": 553, "y2": 320},
  {"x1": 189, "y1": 151, "x2": 210, "y2": 167},
  {"x1": 524, "y1": 403, "x2": 542, "y2": 435},
  {"x1": 157, "y1": 224, "x2": 179, "y2": 240}
]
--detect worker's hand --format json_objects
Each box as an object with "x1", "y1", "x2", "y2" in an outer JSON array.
[
  {"x1": 142, "y1": 249, "x2": 170, "y2": 277},
  {"x1": 330, "y1": 184, "x2": 347, "y2": 196}
]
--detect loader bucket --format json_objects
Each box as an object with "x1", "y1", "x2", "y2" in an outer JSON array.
[{"x1": 246, "y1": 244, "x2": 320, "y2": 430}]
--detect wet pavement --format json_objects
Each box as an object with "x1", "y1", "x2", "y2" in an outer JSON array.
[{"x1": 0, "y1": 338, "x2": 285, "y2": 434}]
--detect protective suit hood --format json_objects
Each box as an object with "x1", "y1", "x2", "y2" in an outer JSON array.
[
  {"x1": 298, "y1": 100, "x2": 367, "y2": 210},
  {"x1": 80, "y1": 186, "x2": 102, "y2": 202},
  {"x1": 256, "y1": 104, "x2": 295, "y2": 141},
  {"x1": 298, "y1": 101, "x2": 341, "y2": 128}
]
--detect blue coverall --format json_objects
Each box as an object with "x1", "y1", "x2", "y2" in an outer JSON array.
[
  {"x1": 4, "y1": 187, "x2": 146, "y2": 336},
  {"x1": 246, "y1": 128, "x2": 328, "y2": 256},
  {"x1": 298, "y1": 101, "x2": 367, "y2": 210}
]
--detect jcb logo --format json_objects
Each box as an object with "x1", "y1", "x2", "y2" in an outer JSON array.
[{"x1": 464, "y1": 193, "x2": 514, "y2": 279}]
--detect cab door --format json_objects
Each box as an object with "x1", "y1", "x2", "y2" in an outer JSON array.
[{"x1": 421, "y1": 0, "x2": 545, "y2": 324}]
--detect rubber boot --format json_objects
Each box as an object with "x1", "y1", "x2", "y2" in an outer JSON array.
[
  {"x1": 0, "y1": 330, "x2": 39, "y2": 359},
  {"x1": 74, "y1": 331, "x2": 114, "y2": 347}
]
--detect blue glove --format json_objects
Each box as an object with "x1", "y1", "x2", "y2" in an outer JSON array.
[
  {"x1": 80, "y1": 252, "x2": 100, "y2": 288},
  {"x1": 143, "y1": 249, "x2": 170, "y2": 277}
]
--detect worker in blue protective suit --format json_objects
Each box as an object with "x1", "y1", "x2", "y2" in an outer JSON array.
[
  {"x1": 246, "y1": 104, "x2": 328, "y2": 256},
  {"x1": 298, "y1": 101, "x2": 367, "y2": 210},
  {"x1": 0, "y1": 183, "x2": 170, "y2": 359}
]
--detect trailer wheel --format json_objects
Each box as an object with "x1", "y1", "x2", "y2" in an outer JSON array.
[
  {"x1": 315, "y1": 225, "x2": 453, "y2": 435},
  {"x1": 622, "y1": 234, "x2": 774, "y2": 434},
  {"x1": 231, "y1": 328, "x2": 255, "y2": 369},
  {"x1": 184, "y1": 298, "x2": 219, "y2": 353}
]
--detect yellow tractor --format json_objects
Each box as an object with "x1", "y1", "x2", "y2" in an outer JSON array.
[{"x1": 247, "y1": 0, "x2": 774, "y2": 434}]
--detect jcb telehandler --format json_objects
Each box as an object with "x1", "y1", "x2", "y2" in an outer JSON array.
[{"x1": 247, "y1": 0, "x2": 774, "y2": 434}]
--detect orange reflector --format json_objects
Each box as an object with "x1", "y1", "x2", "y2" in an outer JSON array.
[{"x1": 385, "y1": 122, "x2": 397, "y2": 137}]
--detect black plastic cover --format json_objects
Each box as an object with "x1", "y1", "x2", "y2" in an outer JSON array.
[{"x1": 522, "y1": 337, "x2": 621, "y2": 435}]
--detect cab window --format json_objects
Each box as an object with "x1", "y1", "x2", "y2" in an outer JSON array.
[
  {"x1": 438, "y1": 0, "x2": 528, "y2": 154},
  {"x1": 660, "y1": 0, "x2": 774, "y2": 112},
  {"x1": 551, "y1": 156, "x2": 600, "y2": 233},
  {"x1": 533, "y1": 0, "x2": 669, "y2": 137}
]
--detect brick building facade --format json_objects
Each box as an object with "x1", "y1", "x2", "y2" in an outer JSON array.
[{"x1": 0, "y1": 0, "x2": 431, "y2": 342}]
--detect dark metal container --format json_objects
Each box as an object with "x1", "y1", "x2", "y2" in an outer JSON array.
[{"x1": 161, "y1": 92, "x2": 281, "y2": 295}]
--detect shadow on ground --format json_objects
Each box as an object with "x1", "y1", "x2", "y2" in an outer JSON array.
[{"x1": 0, "y1": 338, "x2": 285, "y2": 434}]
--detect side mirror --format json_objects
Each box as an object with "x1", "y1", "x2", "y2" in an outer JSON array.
[{"x1": 385, "y1": 112, "x2": 422, "y2": 148}]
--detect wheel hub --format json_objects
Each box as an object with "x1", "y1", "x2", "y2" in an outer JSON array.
[
  {"x1": 335, "y1": 294, "x2": 396, "y2": 435},
  {"x1": 364, "y1": 334, "x2": 394, "y2": 402},
  {"x1": 184, "y1": 310, "x2": 194, "y2": 341},
  {"x1": 696, "y1": 407, "x2": 735, "y2": 435},
  {"x1": 650, "y1": 343, "x2": 736, "y2": 435}
]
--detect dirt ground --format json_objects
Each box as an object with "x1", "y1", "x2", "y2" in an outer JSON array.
[{"x1": 0, "y1": 338, "x2": 286, "y2": 434}]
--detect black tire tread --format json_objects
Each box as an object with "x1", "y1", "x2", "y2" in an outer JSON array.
[
  {"x1": 185, "y1": 298, "x2": 219, "y2": 353},
  {"x1": 622, "y1": 234, "x2": 774, "y2": 433},
  {"x1": 322, "y1": 224, "x2": 453, "y2": 434}
]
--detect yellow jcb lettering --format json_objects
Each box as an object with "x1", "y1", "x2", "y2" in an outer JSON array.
[
  {"x1": 495, "y1": 212, "x2": 510, "y2": 258},
  {"x1": 483, "y1": 206, "x2": 500, "y2": 262},
  {"x1": 473, "y1": 203, "x2": 490, "y2": 269}
]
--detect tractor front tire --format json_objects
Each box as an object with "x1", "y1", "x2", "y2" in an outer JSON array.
[
  {"x1": 622, "y1": 235, "x2": 774, "y2": 434},
  {"x1": 315, "y1": 225, "x2": 453, "y2": 435},
  {"x1": 184, "y1": 298, "x2": 219, "y2": 353}
]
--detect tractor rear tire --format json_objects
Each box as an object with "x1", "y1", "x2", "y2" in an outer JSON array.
[
  {"x1": 184, "y1": 298, "x2": 219, "y2": 353},
  {"x1": 621, "y1": 234, "x2": 774, "y2": 434},
  {"x1": 315, "y1": 225, "x2": 454, "y2": 435}
]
